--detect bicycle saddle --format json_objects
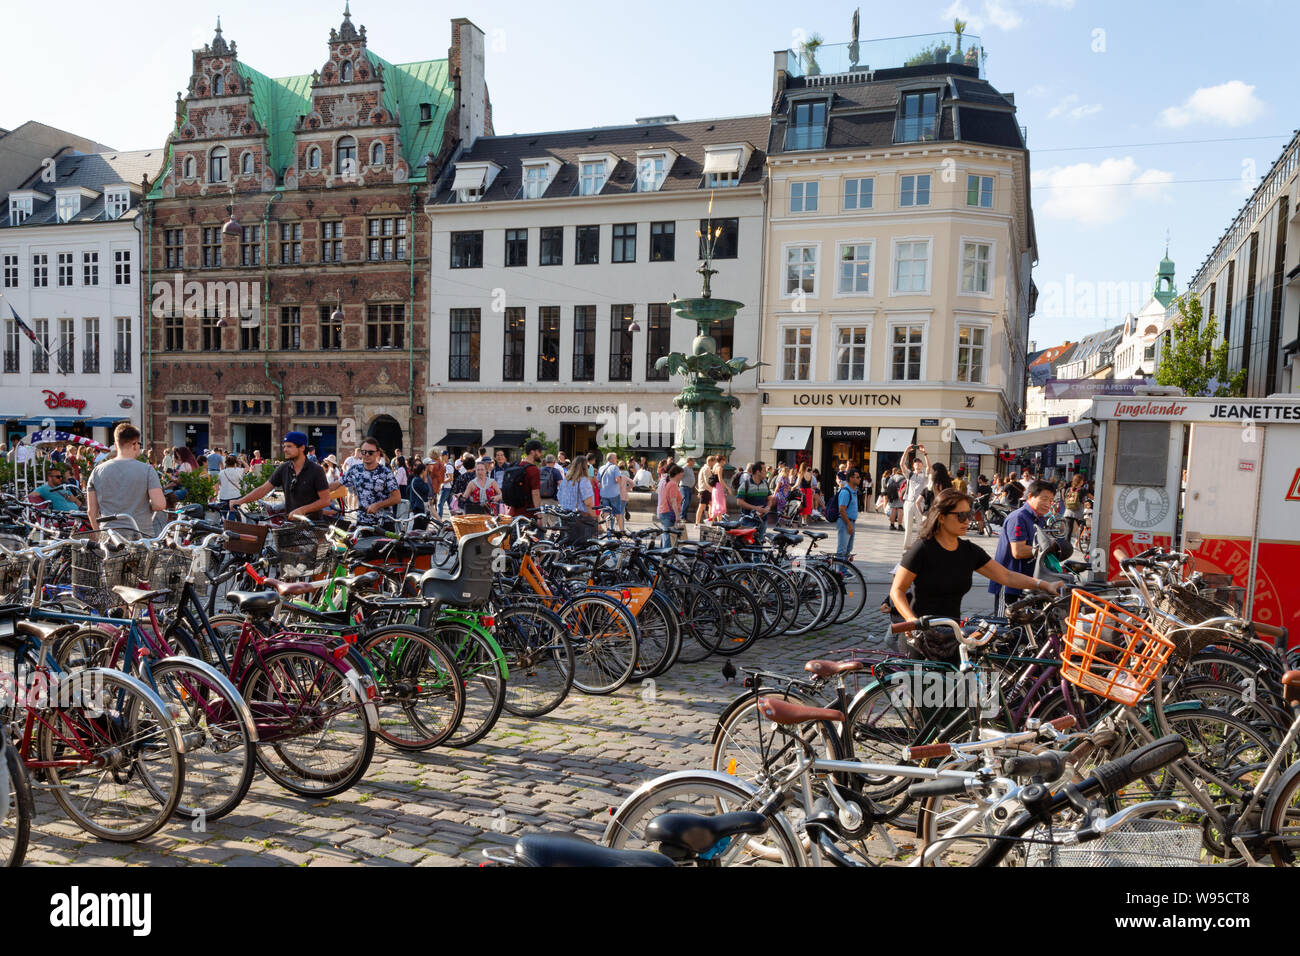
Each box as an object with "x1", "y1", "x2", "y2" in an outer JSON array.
[
  {"x1": 756, "y1": 696, "x2": 844, "y2": 725},
  {"x1": 801, "y1": 530, "x2": 828, "y2": 541},
  {"x1": 644, "y1": 812, "x2": 768, "y2": 856},
  {"x1": 512, "y1": 834, "x2": 674, "y2": 868},
  {"x1": 111, "y1": 585, "x2": 171, "y2": 607},
  {"x1": 552, "y1": 563, "x2": 590, "y2": 576},
  {"x1": 224, "y1": 590, "x2": 281, "y2": 616},
  {"x1": 804, "y1": 659, "x2": 866, "y2": 678}
]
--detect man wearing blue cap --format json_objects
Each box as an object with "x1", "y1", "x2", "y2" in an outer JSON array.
[{"x1": 230, "y1": 431, "x2": 332, "y2": 520}]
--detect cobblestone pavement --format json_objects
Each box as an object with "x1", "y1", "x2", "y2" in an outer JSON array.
[{"x1": 23, "y1": 508, "x2": 999, "y2": 867}]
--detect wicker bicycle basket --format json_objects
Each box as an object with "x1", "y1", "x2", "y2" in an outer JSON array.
[
  {"x1": 271, "y1": 523, "x2": 334, "y2": 580},
  {"x1": 1150, "y1": 584, "x2": 1235, "y2": 660},
  {"x1": 450, "y1": 514, "x2": 510, "y2": 549},
  {"x1": 1062, "y1": 588, "x2": 1175, "y2": 706}
]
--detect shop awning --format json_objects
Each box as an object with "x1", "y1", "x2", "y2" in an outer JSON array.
[
  {"x1": 772, "y1": 426, "x2": 812, "y2": 450},
  {"x1": 953, "y1": 429, "x2": 994, "y2": 455},
  {"x1": 17, "y1": 417, "x2": 83, "y2": 427},
  {"x1": 485, "y1": 429, "x2": 530, "y2": 448},
  {"x1": 84, "y1": 416, "x2": 128, "y2": 427},
  {"x1": 982, "y1": 419, "x2": 1095, "y2": 450},
  {"x1": 874, "y1": 427, "x2": 915, "y2": 453},
  {"x1": 434, "y1": 429, "x2": 483, "y2": 447}
]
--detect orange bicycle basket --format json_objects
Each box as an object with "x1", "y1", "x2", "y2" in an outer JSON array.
[{"x1": 1061, "y1": 588, "x2": 1175, "y2": 706}]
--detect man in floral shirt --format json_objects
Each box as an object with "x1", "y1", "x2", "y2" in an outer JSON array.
[{"x1": 329, "y1": 437, "x2": 400, "y2": 524}]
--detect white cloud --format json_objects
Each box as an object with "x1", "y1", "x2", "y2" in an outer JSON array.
[
  {"x1": 1025, "y1": 84, "x2": 1052, "y2": 97},
  {"x1": 1034, "y1": 158, "x2": 1173, "y2": 225},
  {"x1": 1158, "y1": 81, "x2": 1266, "y2": 128},
  {"x1": 942, "y1": 0, "x2": 1072, "y2": 32},
  {"x1": 1047, "y1": 94, "x2": 1102, "y2": 119}
]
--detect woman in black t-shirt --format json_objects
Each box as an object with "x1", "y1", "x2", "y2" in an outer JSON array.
[{"x1": 891, "y1": 488, "x2": 1061, "y2": 663}]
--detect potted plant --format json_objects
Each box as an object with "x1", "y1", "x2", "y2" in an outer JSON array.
[
  {"x1": 965, "y1": 45, "x2": 980, "y2": 67},
  {"x1": 801, "y1": 33, "x2": 824, "y2": 76},
  {"x1": 954, "y1": 18, "x2": 967, "y2": 54},
  {"x1": 933, "y1": 42, "x2": 951, "y2": 64}
]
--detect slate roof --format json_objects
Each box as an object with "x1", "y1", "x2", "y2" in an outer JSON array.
[
  {"x1": 1, "y1": 149, "x2": 164, "y2": 227},
  {"x1": 434, "y1": 114, "x2": 770, "y2": 204}
]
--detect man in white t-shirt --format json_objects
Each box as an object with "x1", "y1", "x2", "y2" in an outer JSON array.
[
  {"x1": 679, "y1": 457, "x2": 696, "y2": 523},
  {"x1": 633, "y1": 463, "x2": 653, "y2": 491}
]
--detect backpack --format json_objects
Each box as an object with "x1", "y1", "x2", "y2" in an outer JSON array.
[
  {"x1": 824, "y1": 487, "x2": 840, "y2": 522},
  {"x1": 501, "y1": 464, "x2": 530, "y2": 508},
  {"x1": 539, "y1": 465, "x2": 558, "y2": 499}
]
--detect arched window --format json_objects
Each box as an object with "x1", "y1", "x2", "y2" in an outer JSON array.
[
  {"x1": 340, "y1": 60, "x2": 353, "y2": 82},
  {"x1": 209, "y1": 146, "x2": 228, "y2": 183},
  {"x1": 337, "y1": 136, "x2": 357, "y2": 175},
  {"x1": 241, "y1": 152, "x2": 253, "y2": 175},
  {"x1": 308, "y1": 147, "x2": 321, "y2": 170},
  {"x1": 213, "y1": 73, "x2": 224, "y2": 95},
  {"x1": 183, "y1": 156, "x2": 195, "y2": 179},
  {"x1": 371, "y1": 141, "x2": 385, "y2": 166}
]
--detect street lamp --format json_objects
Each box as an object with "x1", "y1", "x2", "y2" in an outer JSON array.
[
  {"x1": 331, "y1": 289, "x2": 344, "y2": 325},
  {"x1": 222, "y1": 185, "x2": 242, "y2": 236}
]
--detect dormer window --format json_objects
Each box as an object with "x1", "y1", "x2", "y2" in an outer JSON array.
[
  {"x1": 786, "y1": 100, "x2": 828, "y2": 150},
  {"x1": 701, "y1": 143, "x2": 752, "y2": 189},
  {"x1": 104, "y1": 188, "x2": 130, "y2": 220},
  {"x1": 57, "y1": 193, "x2": 80, "y2": 222},
  {"x1": 9, "y1": 196, "x2": 33, "y2": 224},
  {"x1": 579, "y1": 160, "x2": 608, "y2": 196},
  {"x1": 449, "y1": 161, "x2": 502, "y2": 203},
  {"x1": 419, "y1": 103, "x2": 432, "y2": 123},
  {"x1": 209, "y1": 146, "x2": 228, "y2": 183},
  {"x1": 635, "y1": 150, "x2": 676, "y2": 192},
  {"x1": 213, "y1": 73, "x2": 224, "y2": 95},
  {"x1": 520, "y1": 158, "x2": 561, "y2": 199},
  {"x1": 340, "y1": 61, "x2": 353, "y2": 82},
  {"x1": 895, "y1": 91, "x2": 940, "y2": 143}
]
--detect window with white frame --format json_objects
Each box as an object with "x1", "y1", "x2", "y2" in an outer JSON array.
[
  {"x1": 522, "y1": 165, "x2": 549, "y2": 199},
  {"x1": 371, "y1": 142, "x2": 386, "y2": 166},
  {"x1": 209, "y1": 146, "x2": 228, "y2": 183},
  {"x1": 834, "y1": 325, "x2": 869, "y2": 381},
  {"x1": 183, "y1": 156, "x2": 195, "y2": 179},
  {"x1": 784, "y1": 245, "x2": 818, "y2": 295},
  {"x1": 307, "y1": 147, "x2": 321, "y2": 170},
  {"x1": 57, "y1": 194, "x2": 79, "y2": 223},
  {"x1": 790, "y1": 180, "x2": 819, "y2": 213},
  {"x1": 57, "y1": 252, "x2": 73, "y2": 286},
  {"x1": 241, "y1": 152, "x2": 253, "y2": 175},
  {"x1": 104, "y1": 189, "x2": 129, "y2": 220},
  {"x1": 114, "y1": 249, "x2": 131, "y2": 285},
  {"x1": 899, "y1": 174, "x2": 930, "y2": 206},
  {"x1": 636, "y1": 155, "x2": 667, "y2": 192},
  {"x1": 843, "y1": 177, "x2": 873, "y2": 210},
  {"x1": 890, "y1": 324, "x2": 924, "y2": 381},
  {"x1": 966, "y1": 174, "x2": 993, "y2": 208},
  {"x1": 2, "y1": 254, "x2": 16, "y2": 288},
  {"x1": 893, "y1": 240, "x2": 930, "y2": 293},
  {"x1": 32, "y1": 253, "x2": 47, "y2": 287},
  {"x1": 579, "y1": 161, "x2": 607, "y2": 196},
  {"x1": 956, "y1": 324, "x2": 987, "y2": 382},
  {"x1": 83, "y1": 251, "x2": 98, "y2": 286},
  {"x1": 9, "y1": 197, "x2": 32, "y2": 224},
  {"x1": 782, "y1": 326, "x2": 813, "y2": 380},
  {"x1": 706, "y1": 171, "x2": 739, "y2": 188},
  {"x1": 837, "y1": 243, "x2": 871, "y2": 294},
  {"x1": 960, "y1": 241, "x2": 991, "y2": 294}
]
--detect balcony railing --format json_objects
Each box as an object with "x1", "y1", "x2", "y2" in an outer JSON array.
[
  {"x1": 83, "y1": 346, "x2": 100, "y2": 374},
  {"x1": 3, "y1": 351, "x2": 17, "y2": 373},
  {"x1": 787, "y1": 32, "x2": 985, "y2": 80},
  {"x1": 114, "y1": 350, "x2": 131, "y2": 373},
  {"x1": 56, "y1": 344, "x2": 74, "y2": 374}
]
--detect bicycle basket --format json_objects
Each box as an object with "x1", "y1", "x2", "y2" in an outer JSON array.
[
  {"x1": 1150, "y1": 584, "x2": 1235, "y2": 660},
  {"x1": 272, "y1": 523, "x2": 332, "y2": 580},
  {"x1": 1026, "y1": 819, "x2": 1202, "y2": 867},
  {"x1": 70, "y1": 536, "x2": 146, "y2": 611},
  {"x1": 0, "y1": 553, "x2": 34, "y2": 604},
  {"x1": 1062, "y1": 588, "x2": 1174, "y2": 706},
  {"x1": 699, "y1": 524, "x2": 728, "y2": 546},
  {"x1": 142, "y1": 547, "x2": 211, "y2": 605},
  {"x1": 222, "y1": 519, "x2": 268, "y2": 556}
]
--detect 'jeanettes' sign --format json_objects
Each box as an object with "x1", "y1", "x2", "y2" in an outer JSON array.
[{"x1": 42, "y1": 390, "x2": 86, "y2": 414}]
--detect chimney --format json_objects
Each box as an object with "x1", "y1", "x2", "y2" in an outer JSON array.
[
  {"x1": 772, "y1": 50, "x2": 790, "y2": 103},
  {"x1": 450, "y1": 18, "x2": 488, "y2": 148}
]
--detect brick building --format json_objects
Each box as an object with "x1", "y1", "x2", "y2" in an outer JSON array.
[{"x1": 144, "y1": 11, "x2": 491, "y2": 458}]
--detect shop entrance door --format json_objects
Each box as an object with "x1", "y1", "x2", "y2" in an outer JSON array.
[{"x1": 560, "y1": 422, "x2": 601, "y2": 459}]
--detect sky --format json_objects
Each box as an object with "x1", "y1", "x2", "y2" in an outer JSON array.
[{"x1": 3, "y1": 0, "x2": 1294, "y2": 350}]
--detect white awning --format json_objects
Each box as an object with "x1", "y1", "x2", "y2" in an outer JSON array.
[
  {"x1": 953, "y1": 429, "x2": 994, "y2": 455},
  {"x1": 450, "y1": 165, "x2": 488, "y2": 191},
  {"x1": 703, "y1": 148, "x2": 743, "y2": 175},
  {"x1": 982, "y1": 420, "x2": 1096, "y2": 450},
  {"x1": 772, "y1": 426, "x2": 812, "y2": 450},
  {"x1": 875, "y1": 427, "x2": 915, "y2": 453}
]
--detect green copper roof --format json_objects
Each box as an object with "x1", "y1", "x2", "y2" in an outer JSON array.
[
  {"x1": 364, "y1": 53, "x2": 452, "y2": 180},
  {"x1": 148, "y1": 52, "x2": 451, "y2": 197},
  {"x1": 234, "y1": 62, "x2": 314, "y2": 179}
]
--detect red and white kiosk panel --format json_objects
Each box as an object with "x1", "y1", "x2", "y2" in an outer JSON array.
[{"x1": 1090, "y1": 396, "x2": 1300, "y2": 637}]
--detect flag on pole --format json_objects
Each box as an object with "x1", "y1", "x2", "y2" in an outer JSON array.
[{"x1": 5, "y1": 300, "x2": 43, "y2": 350}]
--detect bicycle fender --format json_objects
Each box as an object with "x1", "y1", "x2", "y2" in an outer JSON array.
[
  {"x1": 83, "y1": 667, "x2": 186, "y2": 756},
  {"x1": 1260, "y1": 760, "x2": 1300, "y2": 836},
  {"x1": 158, "y1": 654, "x2": 259, "y2": 743}
]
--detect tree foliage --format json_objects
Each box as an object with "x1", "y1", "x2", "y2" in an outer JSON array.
[{"x1": 1154, "y1": 293, "x2": 1246, "y2": 398}]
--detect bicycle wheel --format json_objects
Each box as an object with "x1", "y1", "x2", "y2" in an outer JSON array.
[
  {"x1": 1, "y1": 740, "x2": 32, "y2": 867},
  {"x1": 673, "y1": 584, "x2": 726, "y2": 664},
  {"x1": 813, "y1": 563, "x2": 844, "y2": 630},
  {"x1": 721, "y1": 566, "x2": 785, "y2": 640},
  {"x1": 240, "y1": 648, "x2": 375, "y2": 798},
  {"x1": 701, "y1": 580, "x2": 760, "y2": 657},
  {"x1": 38, "y1": 669, "x2": 185, "y2": 842},
  {"x1": 496, "y1": 604, "x2": 574, "y2": 718},
  {"x1": 603, "y1": 771, "x2": 804, "y2": 866},
  {"x1": 710, "y1": 692, "x2": 841, "y2": 789},
  {"x1": 150, "y1": 657, "x2": 256, "y2": 822},
  {"x1": 1265, "y1": 764, "x2": 1300, "y2": 866},
  {"x1": 562, "y1": 594, "x2": 638, "y2": 694},
  {"x1": 842, "y1": 676, "x2": 936, "y2": 821},
  {"x1": 430, "y1": 621, "x2": 507, "y2": 747},
  {"x1": 358, "y1": 627, "x2": 465, "y2": 751},
  {"x1": 825, "y1": 557, "x2": 868, "y2": 626},
  {"x1": 629, "y1": 590, "x2": 680, "y2": 681},
  {"x1": 784, "y1": 567, "x2": 828, "y2": 636}
]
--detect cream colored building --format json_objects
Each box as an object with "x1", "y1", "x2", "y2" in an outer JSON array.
[{"x1": 758, "y1": 38, "x2": 1035, "y2": 484}]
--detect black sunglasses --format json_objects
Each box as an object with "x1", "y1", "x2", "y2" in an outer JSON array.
[{"x1": 947, "y1": 511, "x2": 972, "y2": 522}]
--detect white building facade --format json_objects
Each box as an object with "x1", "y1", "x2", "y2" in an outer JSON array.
[
  {"x1": 0, "y1": 150, "x2": 159, "y2": 447},
  {"x1": 426, "y1": 116, "x2": 768, "y2": 461}
]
